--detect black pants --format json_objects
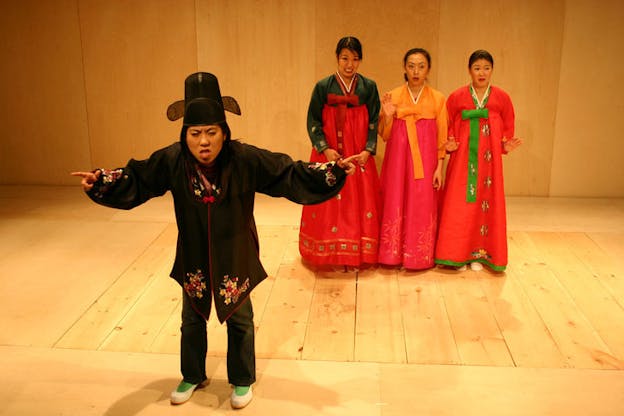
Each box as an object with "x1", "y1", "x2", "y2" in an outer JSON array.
[{"x1": 180, "y1": 291, "x2": 256, "y2": 386}]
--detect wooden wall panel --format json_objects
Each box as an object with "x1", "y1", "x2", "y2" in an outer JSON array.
[
  {"x1": 0, "y1": 0, "x2": 622, "y2": 197},
  {"x1": 196, "y1": 0, "x2": 316, "y2": 160},
  {"x1": 438, "y1": 0, "x2": 565, "y2": 196},
  {"x1": 78, "y1": 0, "x2": 197, "y2": 168},
  {"x1": 550, "y1": 0, "x2": 624, "y2": 197},
  {"x1": 0, "y1": 0, "x2": 90, "y2": 185}
]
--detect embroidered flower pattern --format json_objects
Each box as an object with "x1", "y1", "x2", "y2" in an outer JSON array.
[
  {"x1": 191, "y1": 169, "x2": 221, "y2": 204},
  {"x1": 471, "y1": 248, "x2": 491, "y2": 260},
  {"x1": 93, "y1": 168, "x2": 124, "y2": 198},
  {"x1": 308, "y1": 161, "x2": 338, "y2": 186},
  {"x1": 219, "y1": 275, "x2": 250, "y2": 305},
  {"x1": 101, "y1": 168, "x2": 124, "y2": 184},
  {"x1": 184, "y1": 270, "x2": 207, "y2": 299}
]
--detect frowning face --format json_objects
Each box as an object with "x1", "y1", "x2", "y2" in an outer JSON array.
[{"x1": 186, "y1": 124, "x2": 225, "y2": 166}]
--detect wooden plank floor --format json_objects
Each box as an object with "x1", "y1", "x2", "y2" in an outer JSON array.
[{"x1": 1, "y1": 185, "x2": 623, "y2": 415}]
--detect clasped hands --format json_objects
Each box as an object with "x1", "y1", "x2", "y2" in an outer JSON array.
[{"x1": 324, "y1": 148, "x2": 369, "y2": 175}]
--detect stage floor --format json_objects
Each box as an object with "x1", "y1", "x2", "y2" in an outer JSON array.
[{"x1": 1, "y1": 185, "x2": 623, "y2": 415}]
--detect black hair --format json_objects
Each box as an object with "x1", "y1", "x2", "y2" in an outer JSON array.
[
  {"x1": 468, "y1": 49, "x2": 494, "y2": 68},
  {"x1": 402, "y1": 48, "x2": 431, "y2": 82},
  {"x1": 335, "y1": 36, "x2": 363, "y2": 59}
]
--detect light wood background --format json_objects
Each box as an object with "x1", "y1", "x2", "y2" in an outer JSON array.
[{"x1": 0, "y1": 0, "x2": 623, "y2": 197}]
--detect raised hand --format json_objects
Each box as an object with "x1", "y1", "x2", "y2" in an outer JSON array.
[
  {"x1": 503, "y1": 137, "x2": 523, "y2": 153},
  {"x1": 381, "y1": 92, "x2": 396, "y2": 119},
  {"x1": 70, "y1": 170, "x2": 101, "y2": 191}
]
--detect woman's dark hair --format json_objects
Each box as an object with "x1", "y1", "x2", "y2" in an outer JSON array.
[
  {"x1": 403, "y1": 48, "x2": 431, "y2": 82},
  {"x1": 468, "y1": 49, "x2": 494, "y2": 68},
  {"x1": 335, "y1": 36, "x2": 363, "y2": 59},
  {"x1": 217, "y1": 121, "x2": 231, "y2": 143}
]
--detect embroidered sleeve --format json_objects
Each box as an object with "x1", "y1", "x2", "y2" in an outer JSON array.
[
  {"x1": 91, "y1": 168, "x2": 125, "y2": 199},
  {"x1": 86, "y1": 144, "x2": 175, "y2": 210},
  {"x1": 306, "y1": 161, "x2": 338, "y2": 187}
]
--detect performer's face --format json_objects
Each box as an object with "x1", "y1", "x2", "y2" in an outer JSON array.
[
  {"x1": 186, "y1": 124, "x2": 225, "y2": 166},
  {"x1": 336, "y1": 48, "x2": 360, "y2": 81},
  {"x1": 404, "y1": 53, "x2": 430, "y2": 89},
  {"x1": 469, "y1": 59, "x2": 493, "y2": 89}
]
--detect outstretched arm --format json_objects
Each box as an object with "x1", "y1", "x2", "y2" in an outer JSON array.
[
  {"x1": 70, "y1": 144, "x2": 175, "y2": 209},
  {"x1": 246, "y1": 144, "x2": 355, "y2": 205}
]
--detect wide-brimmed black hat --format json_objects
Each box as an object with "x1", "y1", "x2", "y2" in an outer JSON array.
[{"x1": 167, "y1": 72, "x2": 241, "y2": 125}]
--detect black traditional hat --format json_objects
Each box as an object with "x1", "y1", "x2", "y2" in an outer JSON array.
[{"x1": 167, "y1": 72, "x2": 241, "y2": 125}]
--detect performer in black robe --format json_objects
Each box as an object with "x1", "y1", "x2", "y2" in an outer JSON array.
[{"x1": 72, "y1": 72, "x2": 356, "y2": 409}]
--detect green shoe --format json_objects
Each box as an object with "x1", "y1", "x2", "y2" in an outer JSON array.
[{"x1": 170, "y1": 380, "x2": 198, "y2": 405}]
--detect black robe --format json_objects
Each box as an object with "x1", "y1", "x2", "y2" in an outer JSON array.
[{"x1": 87, "y1": 140, "x2": 347, "y2": 322}]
